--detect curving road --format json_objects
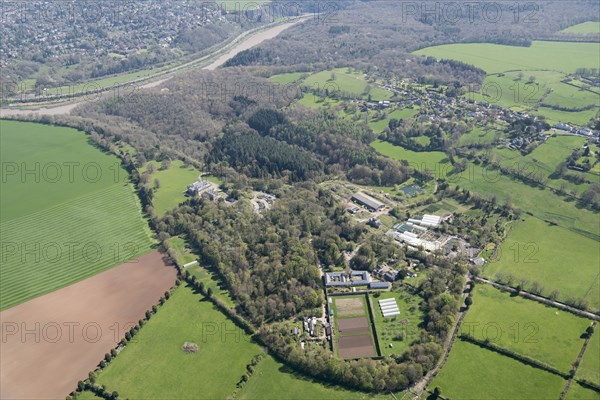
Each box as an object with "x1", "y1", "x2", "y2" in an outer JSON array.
[{"x1": 0, "y1": 17, "x2": 305, "y2": 118}]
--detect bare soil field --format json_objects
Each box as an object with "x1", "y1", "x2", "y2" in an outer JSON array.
[
  {"x1": 337, "y1": 317, "x2": 370, "y2": 335},
  {"x1": 0, "y1": 250, "x2": 176, "y2": 400},
  {"x1": 336, "y1": 297, "x2": 365, "y2": 317},
  {"x1": 338, "y1": 335, "x2": 376, "y2": 359}
]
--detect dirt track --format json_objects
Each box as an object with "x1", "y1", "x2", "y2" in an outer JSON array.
[{"x1": 0, "y1": 251, "x2": 176, "y2": 400}]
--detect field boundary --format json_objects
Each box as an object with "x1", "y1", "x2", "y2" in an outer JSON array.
[{"x1": 475, "y1": 277, "x2": 600, "y2": 320}]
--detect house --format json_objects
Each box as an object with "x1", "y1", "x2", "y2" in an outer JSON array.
[
  {"x1": 384, "y1": 270, "x2": 399, "y2": 282},
  {"x1": 351, "y1": 192, "x2": 385, "y2": 212},
  {"x1": 368, "y1": 218, "x2": 381, "y2": 228},
  {"x1": 185, "y1": 180, "x2": 211, "y2": 196}
]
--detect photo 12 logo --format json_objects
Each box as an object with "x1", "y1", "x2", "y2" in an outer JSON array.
[{"x1": 400, "y1": 2, "x2": 540, "y2": 25}]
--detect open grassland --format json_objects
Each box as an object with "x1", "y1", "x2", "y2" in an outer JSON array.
[
  {"x1": 302, "y1": 68, "x2": 393, "y2": 101},
  {"x1": 0, "y1": 120, "x2": 154, "y2": 310},
  {"x1": 462, "y1": 284, "x2": 590, "y2": 372},
  {"x1": 371, "y1": 140, "x2": 451, "y2": 178},
  {"x1": 566, "y1": 383, "x2": 600, "y2": 400},
  {"x1": 484, "y1": 217, "x2": 600, "y2": 311},
  {"x1": 415, "y1": 41, "x2": 599, "y2": 74},
  {"x1": 237, "y1": 355, "x2": 394, "y2": 400},
  {"x1": 449, "y1": 161, "x2": 600, "y2": 240},
  {"x1": 577, "y1": 331, "x2": 600, "y2": 386},
  {"x1": 141, "y1": 160, "x2": 201, "y2": 215},
  {"x1": 370, "y1": 290, "x2": 425, "y2": 356},
  {"x1": 537, "y1": 107, "x2": 599, "y2": 126},
  {"x1": 97, "y1": 285, "x2": 259, "y2": 399},
  {"x1": 430, "y1": 340, "x2": 566, "y2": 399},
  {"x1": 560, "y1": 21, "x2": 600, "y2": 34}
]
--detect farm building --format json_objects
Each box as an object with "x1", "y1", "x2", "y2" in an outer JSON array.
[
  {"x1": 369, "y1": 282, "x2": 390, "y2": 290},
  {"x1": 408, "y1": 214, "x2": 442, "y2": 228},
  {"x1": 325, "y1": 271, "x2": 371, "y2": 287},
  {"x1": 351, "y1": 192, "x2": 385, "y2": 212}
]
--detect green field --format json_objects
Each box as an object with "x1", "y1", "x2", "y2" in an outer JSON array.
[
  {"x1": 269, "y1": 72, "x2": 305, "y2": 84},
  {"x1": 566, "y1": 383, "x2": 600, "y2": 400},
  {"x1": 484, "y1": 217, "x2": 600, "y2": 311},
  {"x1": 97, "y1": 285, "x2": 259, "y2": 399},
  {"x1": 141, "y1": 160, "x2": 201, "y2": 216},
  {"x1": 302, "y1": 69, "x2": 393, "y2": 101},
  {"x1": 462, "y1": 284, "x2": 589, "y2": 372},
  {"x1": 560, "y1": 21, "x2": 600, "y2": 34},
  {"x1": 449, "y1": 160, "x2": 600, "y2": 239},
  {"x1": 430, "y1": 340, "x2": 566, "y2": 399},
  {"x1": 415, "y1": 41, "x2": 599, "y2": 74},
  {"x1": 0, "y1": 120, "x2": 154, "y2": 310},
  {"x1": 577, "y1": 331, "x2": 600, "y2": 386},
  {"x1": 370, "y1": 290, "x2": 425, "y2": 356},
  {"x1": 371, "y1": 139, "x2": 451, "y2": 178},
  {"x1": 457, "y1": 127, "x2": 500, "y2": 147},
  {"x1": 237, "y1": 355, "x2": 391, "y2": 400},
  {"x1": 368, "y1": 107, "x2": 420, "y2": 133}
]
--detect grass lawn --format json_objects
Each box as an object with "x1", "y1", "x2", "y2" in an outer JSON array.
[
  {"x1": 97, "y1": 285, "x2": 260, "y2": 399},
  {"x1": 430, "y1": 340, "x2": 566, "y2": 400},
  {"x1": 566, "y1": 383, "x2": 600, "y2": 400},
  {"x1": 577, "y1": 331, "x2": 600, "y2": 386},
  {"x1": 462, "y1": 284, "x2": 590, "y2": 372},
  {"x1": 0, "y1": 120, "x2": 154, "y2": 310},
  {"x1": 560, "y1": 21, "x2": 600, "y2": 34},
  {"x1": 484, "y1": 217, "x2": 600, "y2": 312},
  {"x1": 269, "y1": 72, "x2": 305, "y2": 84},
  {"x1": 141, "y1": 160, "x2": 201, "y2": 216},
  {"x1": 370, "y1": 290, "x2": 425, "y2": 356},
  {"x1": 371, "y1": 140, "x2": 451, "y2": 178},
  {"x1": 237, "y1": 355, "x2": 392, "y2": 400}
]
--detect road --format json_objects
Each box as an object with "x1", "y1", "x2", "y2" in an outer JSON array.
[{"x1": 0, "y1": 17, "x2": 305, "y2": 118}]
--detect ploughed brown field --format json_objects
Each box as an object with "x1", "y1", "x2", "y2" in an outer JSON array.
[
  {"x1": 338, "y1": 335, "x2": 376, "y2": 359},
  {"x1": 0, "y1": 250, "x2": 176, "y2": 400},
  {"x1": 337, "y1": 317, "x2": 370, "y2": 335},
  {"x1": 335, "y1": 297, "x2": 365, "y2": 317}
]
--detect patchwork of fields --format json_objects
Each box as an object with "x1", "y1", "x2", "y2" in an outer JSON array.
[
  {"x1": 484, "y1": 218, "x2": 600, "y2": 311},
  {"x1": 415, "y1": 41, "x2": 600, "y2": 125},
  {"x1": 430, "y1": 340, "x2": 567, "y2": 399},
  {"x1": 0, "y1": 120, "x2": 154, "y2": 310},
  {"x1": 461, "y1": 284, "x2": 590, "y2": 372},
  {"x1": 331, "y1": 295, "x2": 378, "y2": 359}
]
